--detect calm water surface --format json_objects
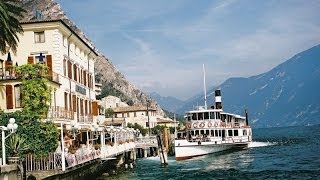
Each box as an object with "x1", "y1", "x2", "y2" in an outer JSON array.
[{"x1": 101, "y1": 125, "x2": 320, "y2": 179}]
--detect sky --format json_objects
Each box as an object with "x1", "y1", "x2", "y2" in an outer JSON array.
[{"x1": 57, "y1": 0, "x2": 320, "y2": 100}]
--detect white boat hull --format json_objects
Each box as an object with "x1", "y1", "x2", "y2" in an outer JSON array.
[{"x1": 175, "y1": 139, "x2": 248, "y2": 161}]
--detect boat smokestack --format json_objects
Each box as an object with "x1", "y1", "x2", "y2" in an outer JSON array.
[
  {"x1": 215, "y1": 89, "x2": 222, "y2": 109},
  {"x1": 245, "y1": 109, "x2": 249, "y2": 126}
]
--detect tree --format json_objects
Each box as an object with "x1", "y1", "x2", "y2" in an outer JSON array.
[
  {"x1": 0, "y1": 0, "x2": 26, "y2": 54},
  {"x1": 105, "y1": 108, "x2": 114, "y2": 118}
]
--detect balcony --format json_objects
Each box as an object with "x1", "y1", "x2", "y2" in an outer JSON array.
[
  {"x1": 0, "y1": 69, "x2": 59, "y2": 84},
  {"x1": 79, "y1": 114, "x2": 93, "y2": 123},
  {"x1": 0, "y1": 69, "x2": 17, "y2": 80},
  {"x1": 47, "y1": 106, "x2": 74, "y2": 120}
]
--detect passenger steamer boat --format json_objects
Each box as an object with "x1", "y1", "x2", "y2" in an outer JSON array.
[{"x1": 175, "y1": 89, "x2": 252, "y2": 161}]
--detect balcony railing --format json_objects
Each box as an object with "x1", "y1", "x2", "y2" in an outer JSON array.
[
  {"x1": 0, "y1": 69, "x2": 59, "y2": 83},
  {"x1": 79, "y1": 114, "x2": 93, "y2": 123},
  {"x1": 47, "y1": 106, "x2": 74, "y2": 120}
]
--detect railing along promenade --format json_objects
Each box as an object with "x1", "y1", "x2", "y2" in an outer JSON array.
[
  {"x1": 25, "y1": 142, "x2": 136, "y2": 172},
  {"x1": 135, "y1": 136, "x2": 158, "y2": 148}
]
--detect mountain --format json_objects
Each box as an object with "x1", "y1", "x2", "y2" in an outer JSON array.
[
  {"x1": 149, "y1": 92, "x2": 185, "y2": 113},
  {"x1": 177, "y1": 44, "x2": 320, "y2": 128},
  {"x1": 17, "y1": 0, "x2": 163, "y2": 113}
]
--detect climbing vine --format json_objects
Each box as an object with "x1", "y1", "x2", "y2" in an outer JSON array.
[
  {"x1": 0, "y1": 64, "x2": 59, "y2": 157},
  {"x1": 15, "y1": 64, "x2": 51, "y2": 119}
]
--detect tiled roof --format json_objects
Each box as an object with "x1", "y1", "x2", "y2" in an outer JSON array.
[{"x1": 112, "y1": 104, "x2": 156, "y2": 113}]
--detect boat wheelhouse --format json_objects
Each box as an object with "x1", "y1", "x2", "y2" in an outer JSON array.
[{"x1": 175, "y1": 89, "x2": 252, "y2": 161}]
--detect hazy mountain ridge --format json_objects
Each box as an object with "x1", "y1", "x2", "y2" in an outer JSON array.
[
  {"x1": 149, "y1": 92, "x2": 185, "y2": 113},
  {"x1": 177, "y1": 44, "x2": 320, "y2": 128}
]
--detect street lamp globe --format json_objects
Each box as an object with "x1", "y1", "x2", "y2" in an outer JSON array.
[
  {"x1": 7, "y1": 123, "x2": 13, "y2": 130},
  {"x1": 9, "y1": 118, "x2": 15, "y2": 124},
  {"x1": 13, "y1": 123, "x2": 18, "y2": 130}
]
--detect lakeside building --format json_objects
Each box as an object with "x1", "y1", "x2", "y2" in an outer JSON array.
[{"x1": 0, "y1": 19, "x2": 99, "y2": 143}]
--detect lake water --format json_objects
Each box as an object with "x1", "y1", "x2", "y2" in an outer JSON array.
[{"x1": 100, "y1": 125, "x2": 320, "y2": 179}]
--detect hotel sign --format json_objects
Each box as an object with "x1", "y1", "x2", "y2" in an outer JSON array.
[{"x1": 76, "y1": 85, "x2": 86, "y2": 95}]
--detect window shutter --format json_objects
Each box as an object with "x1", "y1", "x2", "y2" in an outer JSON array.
[
  {"x1": 27, "y1": 56, "x2": 34, "y2": 64},
  {"x1": 68, "y1": 61, "x2": 72, "y2": 79},
  {"x1": 6, "y1": 85, "x2": 13, "y2": 109},
  {"x1": 46, "y1": 55, "x2": 53, "y2": 77},
  {"x1": 84, "y1": 71, "x2": 87, "y2": 86},
  {"x1": 92, "y1": 101, "x2": 98, "y2": 116},
  {"x1": 80, "y1": 99, "x2": 83, "y2": 115},
  {"x1": 85, "y1": 100, "x2": 88, "y2": 115},
  {"x1": 73, "y1": 95, "x2": 77, "y2": 112},
  {"x1": 73, "y1": 65, "x2": 77, "y2": 81}
]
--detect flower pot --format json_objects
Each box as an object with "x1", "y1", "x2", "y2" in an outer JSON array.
[{"x1": 8, "y1": 156, "x2": 20, "y2": 164}]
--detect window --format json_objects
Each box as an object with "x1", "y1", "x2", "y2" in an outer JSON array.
[
  {"x1": 146, "y1": 122, "x2": 149, "y2": 127},
  {"x1": 210, "y1": 112, "x2": 215, "y2": 119},
  {"x1": 204, "y1": 112, "x2": 209, "y2": 120},
  {"x1": 234, "y1": 130, "x2": 238, "y2": 136},
  {"x1": 198, "y1": 113, "x2": 203, "y2": 120},
  {"x1": 127, "y1": 112, "x2": 129, "y2": 117},
  {"x1": 64, "y1": 92, "x2": 68, "y2": 110},
  {"x1": 192, "y1": 113, "x2": 197, "y2": 120},
  {"x1": 134, "y1": 112, "x2": 136, "y2": 117},
  {"x1": 14, "y1": 85, "x2": 22, "y2": 108},
  {"x1": 34, "y1": 31, "x2": 45, "y2": 43},
  {"x1": 228, "y1": 130, "x2": 233, "y2": 136},
  {"x1": 63, "y1": 59, "x2": 66, "y2": 76}
]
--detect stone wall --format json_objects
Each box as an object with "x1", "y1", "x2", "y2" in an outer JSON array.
[{"x1": 0, "y1": 164, "x2": 19, "y2": 180}]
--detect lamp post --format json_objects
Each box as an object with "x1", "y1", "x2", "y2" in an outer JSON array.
[{"x1": 1, "y1": 118, "x2": 18, "y2": 165}]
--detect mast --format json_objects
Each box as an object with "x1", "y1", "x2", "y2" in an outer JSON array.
[
  {"x1": 203, "y1": 64, "x2": 207, "y2": 109},
  {"x1": 174, "y1": 114, "x2": 177, "y2": 139}
]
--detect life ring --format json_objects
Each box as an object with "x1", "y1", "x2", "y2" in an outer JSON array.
[
  {"x1": 193, "y1": 123, "x2": 198, "y2": 128},
  {"x1": 199, "y1": 122, "x2": 205, "y2": 128},
  {"x1": 214, "y1": 122, "x2": 218, "y2": 127},
  {"x1": 207, "y1": 122, "x2": 212, "y2": 127},
  {"x1": 186, "y1": 123, "x2": 192, "y2": 129}
]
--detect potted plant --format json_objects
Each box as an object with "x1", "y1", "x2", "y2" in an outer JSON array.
[{"x1": 6, "y1": 134, "x2": 30, "y2": 164}]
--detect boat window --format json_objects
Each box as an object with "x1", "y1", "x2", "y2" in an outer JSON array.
[
  {"x1": 243, "y1": 130, "x2": 247, "y2": 136},
  {"x1": 187, "y1": 114, "x2": 191, "y2": 121},
  {"x1": 198, "y1": 113, "x2": 203, "y2": 120},
  {"x1": 195, "y1": 130, "x2": 199, "y2": 135},
  {"x1": 215, "y1": 130, "x2": 218, "y2": 137},
  {"x1": 228, "y1": 130, "x2": 233, "y2": 136},
  {"x1": 216, "y1": 112, "x2": 221, "y2": 119},
  {"x1": 210, "y1": 112, "x2": 215, "y2": 119},
  {"x1": 211, "y1": 130, "x2": 214, "y2": 136},
  {"x1": 192, "y1": 113, "x2": 197, "y2": 120},
  {"x1": 227, "y1": 115, "x2": 232, "y2": 122},
  {"x1": 234, "y1": 130, "x2": 238, "y2": 136},
  {"x1": 221, "y1": 114, "x2": 226, "y2": 121},
  {"x1": 204, "y1": 112, "x2": 209, "y2": 120}
]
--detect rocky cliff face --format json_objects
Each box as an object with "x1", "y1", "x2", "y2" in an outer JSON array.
[{"x1": 17, "y1": 0, "x2": 163, "y2": 114}]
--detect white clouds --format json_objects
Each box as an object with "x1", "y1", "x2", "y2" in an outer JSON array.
[{"x1": 58, "y1": 0, "x2": 320, "y2": 100}]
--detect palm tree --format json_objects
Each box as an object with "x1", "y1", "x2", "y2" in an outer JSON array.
[{"x1": 0, "y1": 0, "x2": 26, "y2": 55}]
